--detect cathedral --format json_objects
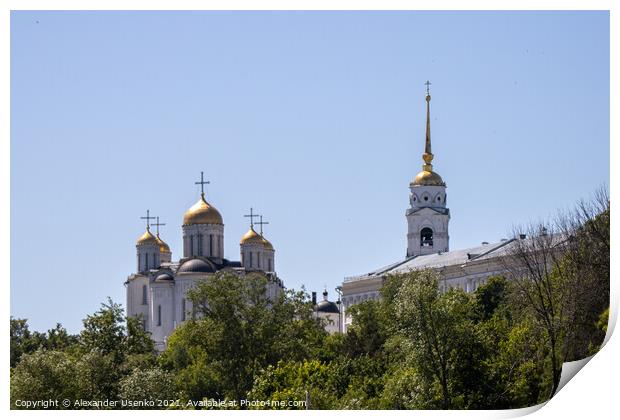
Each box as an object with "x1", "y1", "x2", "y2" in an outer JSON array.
[
  {"x1": 125, "y1": 175, "x2": 284, "y2": 351},
  {"x1": 340, "y1": 83, "x2": 524, "y2": 332}
]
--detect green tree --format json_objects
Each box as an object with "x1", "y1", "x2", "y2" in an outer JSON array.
[
  {"x1": 119, "y1": 367, "x2": 179, "y2": 408},
  {"x1": 160, "y1": 272, "x2": 327, "y2": 402}
]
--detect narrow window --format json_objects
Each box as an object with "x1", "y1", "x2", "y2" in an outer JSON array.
[
  {"x1": 420, "y1": 228, "x2": 434, "y2": 247},
  {"x1": 181, "y1": 299, "x2": 186, "y2": 321},
  {"x1": 257, "y1": 252, "x2": 261, "y2": 268},
  {"x1": 209, "y1": 235, "x2": 213, "y2": 256},
  {"x1": 249, "y1": 252, "x2": 253, "y2": 267},
  {"x1": 157, "y1": 305, "x2": 162, "y2": 326},
  {"x1": 145, "y1": 253, "x2": 149, "y2": 269},
  {"x1": 142, "y1": 285, "x2": 147, "y2": 305},
  {"x1": 218, "y1": 235, "x2": 222, "y2": 257},
  {"x1": 197, "y1": 234, "x2": 202, "y2": 255},
  {"x1": 190, "y1": 235, "x2": 194, "y2": 256},
  {"x1": 138, "y1": 253, "x2": 142, "y2": 270},
  {"x1": 268, "y1": 259, "x2": 272, "y2": 272}
]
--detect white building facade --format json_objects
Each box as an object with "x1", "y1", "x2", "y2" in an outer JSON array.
[{"x1": 125, "y1": 178, "x2": 283, "y2": 351}]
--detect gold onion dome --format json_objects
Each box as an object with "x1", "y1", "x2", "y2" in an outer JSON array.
[
  {"x1": 183, "y1": 194, "x2": 223, "y2": 225},
  {"x1": 412, "y1": 169, "x2": 445, "y2": 186},
  {"x1": 136, "y1": 228, "x2": 158, "y2": 246},
  {"x1": 240, "y1": 226, "x2": 265, "y2": 246},
  {"x1": 261, "y1": 235, "x2": 274, "y2": 251},
  {"x1": 156, "y1": 235, "x2": 171, "y2": 254}
]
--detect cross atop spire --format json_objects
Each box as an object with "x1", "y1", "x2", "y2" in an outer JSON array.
[
  {"x1": 152, "y1": 216, "x2": 166, "y2": 237},
  {"x1": 140, "y1": 209, "x2": 156, "y2": 230},
  {"x1": 425, "y1": 80, "x2": 432, "y2": 96},
  {"x1": 195, "y1": 171, "x2": 210, "y2": 198},
  {"x1": 244, "y1": 207, "x2": 259, "y2": 228},
  {"x1": 256, "y1": 214, "x2": 270, "y2": 236}
]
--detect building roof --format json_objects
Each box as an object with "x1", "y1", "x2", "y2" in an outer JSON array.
[
  {"x1": 344, "y1": 239, "x2": 517, "y2": 282},
  {"x1": 316, "y1": 300, "x2": 340, "y2": 314}
]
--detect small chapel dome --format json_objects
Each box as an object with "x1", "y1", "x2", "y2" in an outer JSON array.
[
  {"x1": 155, "y1": 273, "x2": 174, "y2": 282},
  {"x1": 136, "y1": 228, "x2": 158, "y2": 246},
  {"x1": 316, "y1": 289, "x2": 340, "y2": 314},
  {"x1": 240, "y1": 226, "x2": 265, "y2": 247},
  {"x1": 183, "y1": 195, "x2": 223, "y2": 226},
  {"x1": 155, "y1": 235, "x2": 171, "y2": 254},
  {"x1": 177, "y1": 258, "x2": 216, "y2": 273},
  {"x1": 261, "y1": 236, "x2": 274, "y2": 251},
  {"x1": 411, "y1": 170, "x2": 445, "y2": 187}
]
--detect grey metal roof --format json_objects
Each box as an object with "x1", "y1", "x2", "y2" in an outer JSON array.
[
  {"x1": 345, "y1": 239, "x2": 517, "y2": 282},
  {"x1": 316, "y1": 300, "x2": 340, "y2": 314},
  {"x1": 177, "y1": 258, "x2": 217, "y2": 273}
]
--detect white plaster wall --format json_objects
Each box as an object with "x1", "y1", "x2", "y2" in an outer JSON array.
[
  {"x1": 136, "y1": 244, "x2": 160, "y2": 272},
  {"x1": 182, "y1": 224, "x2": 224, "y2": 260}
]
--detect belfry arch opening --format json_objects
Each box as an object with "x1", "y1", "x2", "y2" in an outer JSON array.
[{"x1": 420, "y1": 227, "x2": 434, "y2": 247}]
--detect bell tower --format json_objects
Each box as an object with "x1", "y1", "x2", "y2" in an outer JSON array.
[{"x1": 406, "y1": 81, "x2": 450, "y2": 257}]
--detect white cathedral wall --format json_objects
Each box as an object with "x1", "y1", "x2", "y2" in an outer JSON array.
[
  {"x1": 136, "y1": 244, "x2": 160, "y2": 272},
  {"x1": 126, "y1": 275, "x2": 150, "y2": 329},
  {"x1": 240, "y1": 244, "x2": 273, "y2": 271},
  {"x1": 182, "y1": 224, "x2": 224, "y2": 259},
  {"x1": 150, "y1": 282, "x2": 175, "y2": 350},
  {"x1": 317, "y1": 312, "x2": 341, "y2": 334}
]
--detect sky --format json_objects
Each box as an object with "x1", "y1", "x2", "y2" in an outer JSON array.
[{"x1": 10, "y1": 11, "x2": 609, "y2": 333}]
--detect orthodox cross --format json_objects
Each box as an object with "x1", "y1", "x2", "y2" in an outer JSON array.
[
  {"x1": 244, "y1": 207, "x2": 259, "y2": 228},
  {"x1": 152, "y1": 216, "x2": 166, "y2": 237},
  {"x1": 195, "y1": 171, "x2": 210, "y2": 197},
  {"x1": 425, "y1": 80, "x2": 432, "y2": 95},
  {"x1": 140, "y1": 209, "x2": 156, "y2": 230},
  {"x1": 256, "y1": 215, "x2": 269, "y2": 236}
]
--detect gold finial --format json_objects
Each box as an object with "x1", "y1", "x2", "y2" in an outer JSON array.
[{"x1": 422, "y1": 80, "x2": 434, "y2": 171}]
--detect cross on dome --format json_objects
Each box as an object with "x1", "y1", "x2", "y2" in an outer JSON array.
[
  {"x1": 194, "y1": 171, "x2": 210, "y2": 197},
  {"x1": 256, "y1": 215, "x2": 269, "y2": 235},
  {"x1": 244, "y1": 207, "x2": 259, "y2": 227},
  {"x1": 140, "y1": 209, "x2": 156, "y2": 230}
]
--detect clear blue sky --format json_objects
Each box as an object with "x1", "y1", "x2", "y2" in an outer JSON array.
[{"x1": 11, "y1": 11, "x2": 609, "y2": 333}]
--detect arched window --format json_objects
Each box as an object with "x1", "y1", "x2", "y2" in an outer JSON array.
[
  {"x1": 420, "y1": 227, "x2": 434, "y2": 247},
  {"x1": 142, "y1": 285, "x2": 147, "y2": 305},
  {"x1": 157, "y1": 305, "x2": 162, "y2": 326}
]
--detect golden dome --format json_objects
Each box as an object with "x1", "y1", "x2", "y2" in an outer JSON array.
[
  {"x1": 156, "y1": 235, "x2": 171, "y2": 254},
  {"x1": 261, "y1": 236, "x2": 274, "y2": 251},
  {"x1": 411, "y1": 170, "x2": 445, "y2": 187},
  {"x1": 240, "y1": 226, "x2": 264, "y2": 246},
  {"x1": 183, "y1": 195, "x2": 223, "y2": 226},
  {"x1": 136, "y1": 228, "x2": 158, "y2": 246}
]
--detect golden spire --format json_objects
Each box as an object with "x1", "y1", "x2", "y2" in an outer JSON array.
[
  {"x1": 410, "y1": 81, "x2": 445, "y2": 187},
  {"x1": 422, "y1": 80, "x2": 433, "y2": 171}
]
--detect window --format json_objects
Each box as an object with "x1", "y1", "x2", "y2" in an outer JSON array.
[
  {"x1": 145, "y1": 253, "x2": 149, "y2": 269},
  {"x1": 423, "y1": 196, "x2": 429, "y2": 201},
  {"x1": 420, "y1": 227, "x2": 434, "y2": 247},
  {"x1": 437, "y1": 196, "x2": 441, "y2": 202},
  {"x1": 142, "y1": 285, "x2": 147, "y2": 305},
  {"x1": 197, "y1": 234, "x2": 203, "y2": 255},
  {"x1": 209, "y1": 235, "x2": 213, "y2": 256},
  {"x1": 189, "y1": 235, "x2": 194, "y2": 256},
  {"x1": 249, "y1": 252, "x2": 253, "y2": 267},
  {"x1": 157, "y1": 305, "x2": 162, "y2": 326},
  {"x1": 257, "y1": 252, "x2": 261, "y2": 268},
  {"x1": 138, "y1": 253, "x2": 141, "y2": 270},
  {"x1": 181, "y1": 299, "x2": 186, "y2": 321},
  {"x1": 268, "y1": 259, "x2": 272, "y2": 272}
]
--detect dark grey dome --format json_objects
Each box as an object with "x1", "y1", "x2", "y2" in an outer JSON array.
[
  {"x1": 316, "y1": 300, "x2": 340, "y2": 314},
  {"x1": 177, "y1": 258, "x2": 216, "y2": 273},
  {"x1": 155, "y1": 273, "x2": 173, "y2": 282}
]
